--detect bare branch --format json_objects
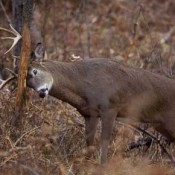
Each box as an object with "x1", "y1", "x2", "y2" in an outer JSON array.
[
  {"x1": 160, "y1": 27, "x2": 175, "y2": 44},
  {"x1": 0, "y1": 24, "x2": 22, "y2": 54},
  {"x1": 136, "y1": 126, "x2": 175, "y2": 165},
  {"x1": 4, "y1": 68, "x2": 18, "y2": 77},
  {"x1": 14, "y1": 126, "x2": 40, "y2": 146},
  {"x1": 118, "y1": 121, "x2": 175, "y2": 164},
  {"x1": 132, "y1": 3, "x2": 143, "y2": 38},
  {"x1": 127, "y1": 137, "x2": 152, "y2": 151}
]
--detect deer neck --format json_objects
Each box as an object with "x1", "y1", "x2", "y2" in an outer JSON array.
[{"x1": 47, "y1": 61, "x2": 87, "y2": 109}]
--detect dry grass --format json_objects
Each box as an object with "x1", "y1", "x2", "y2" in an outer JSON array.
[{"x1": 0, "y1": 90, "x2": 175, "y2": 174}]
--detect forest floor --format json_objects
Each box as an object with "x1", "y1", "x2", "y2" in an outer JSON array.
[{"x1": 0, "y1": 0, "x2": 175, "y2": 174}]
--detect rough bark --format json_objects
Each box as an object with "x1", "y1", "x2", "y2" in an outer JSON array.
[
  {"x1": 15, "y1": 23, "x2": 31, "y2": 125},
  {"x1": 14, "y1": 0, "x2": 34, "y2": 127}
]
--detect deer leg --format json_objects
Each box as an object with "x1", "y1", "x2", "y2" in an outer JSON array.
[
  {"x1": 83, "y1": 116, "x2": 99, "y2": 159},
  {"x1": 100, "y1": 109, "x2": 117, "y2": 164},
  {"x1": 85, "y1": 116, "x2": 99, "y2": 146}
]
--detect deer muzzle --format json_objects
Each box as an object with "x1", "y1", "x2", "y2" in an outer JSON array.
[{"x1": 38, "y1": 88, "x2": 48, "y2": 98}]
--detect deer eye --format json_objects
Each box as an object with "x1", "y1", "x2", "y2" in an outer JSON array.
[{"x1": 33, "y1": 69, "x2": 38, "y2": 75}]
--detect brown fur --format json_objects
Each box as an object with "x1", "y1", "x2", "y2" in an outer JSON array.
[{"x1": 27, "y1": 58, "x2": 175, "y2": 164}]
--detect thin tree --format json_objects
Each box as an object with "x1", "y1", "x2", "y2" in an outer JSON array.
[{"x1": 12, "y1": 0, "x2": 34, "y2": 128}]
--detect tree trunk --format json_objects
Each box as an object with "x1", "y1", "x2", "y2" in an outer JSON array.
[
  {"x1": 12, "y1": 0, "x2": 23, "y2": 57},
  {"x1": 12, "y1": 0, "x2": 34, "y2": 128}
]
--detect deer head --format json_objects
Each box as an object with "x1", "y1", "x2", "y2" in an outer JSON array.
[{"x1": 27, "y1": 43, "x2": 53, "y2": 98}]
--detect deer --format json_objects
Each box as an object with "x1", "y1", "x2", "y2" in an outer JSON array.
[
  {"x1": 26, "y1": 43, "x2": 175, "y2": 164},
  {"x1": 1, "y1": 25, "x2": 175, "y2": 164}
]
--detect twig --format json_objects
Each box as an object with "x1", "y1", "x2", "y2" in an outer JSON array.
[
  {"x1": 118, "y1": 121, "x2": 175, "y2": 165},
  {"x1": 135, "y1": 127, "x2": 175, "y2": 164},
  {"x1": 127, "y1": 137, "x2": 152, "y2": 150},
  {"x1": 160, "y1": 26, "x2": 175, "y2": 44},
  {"x1": 132, "y1": 3, "x2": 143, "y2": 38},
  {"x1": 0, "y1": 154, "x2": 16, "y2": 167},
  {"x1": 14, "y1": 126, "x2": 41, "y2": 146},
  {"x1": 9, "y1": 160, "x2": 40, "y2": 175},
  {"x1": 5, "y1": 136, "x2": 15, "y2": 149},
  {"x1": 140, "y1": 4, "x2": 153, "y2": 42},
  {"x1": 5, "y1": 68, "x2": 18, "y2": 77}
]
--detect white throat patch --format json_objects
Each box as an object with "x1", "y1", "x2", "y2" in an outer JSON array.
[{"x1": 36, "y1": 76, "x2": 53, "y2": 95}]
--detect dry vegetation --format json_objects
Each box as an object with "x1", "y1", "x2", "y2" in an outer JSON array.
[{"x1": 0, "y1": 0, "x2": 175, "y2": 174}]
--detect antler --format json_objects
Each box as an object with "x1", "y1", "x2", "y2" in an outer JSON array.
[
  {"x1": 0, "y1": 24, "x2": 22, "y2": 54},
  {"x1": 0, "y1": 76, "x2": 16, "y2": 89},
  {"x1": 0, "y1": 68, "x2": 17, "y2": 89}
]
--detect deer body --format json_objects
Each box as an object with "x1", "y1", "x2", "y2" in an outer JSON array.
[
  {"x1": 27, "y1": 58, "x2": 175, "y2": 162},
  {"x1": 27, "y1": 45, "x2": 175, "y2": 164}
]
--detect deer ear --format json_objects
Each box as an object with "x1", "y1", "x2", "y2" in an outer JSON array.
[
  {"x1": 34, "y1": 43, "x2": 46, "y2": 59},
  {"x1": 31, "y1": 43, "x2": 48, "y2": 63}
]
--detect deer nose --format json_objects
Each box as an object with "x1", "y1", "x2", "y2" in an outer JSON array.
[{"x1": 38, "y1": 88, "x2": 49, "y2": 98}]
